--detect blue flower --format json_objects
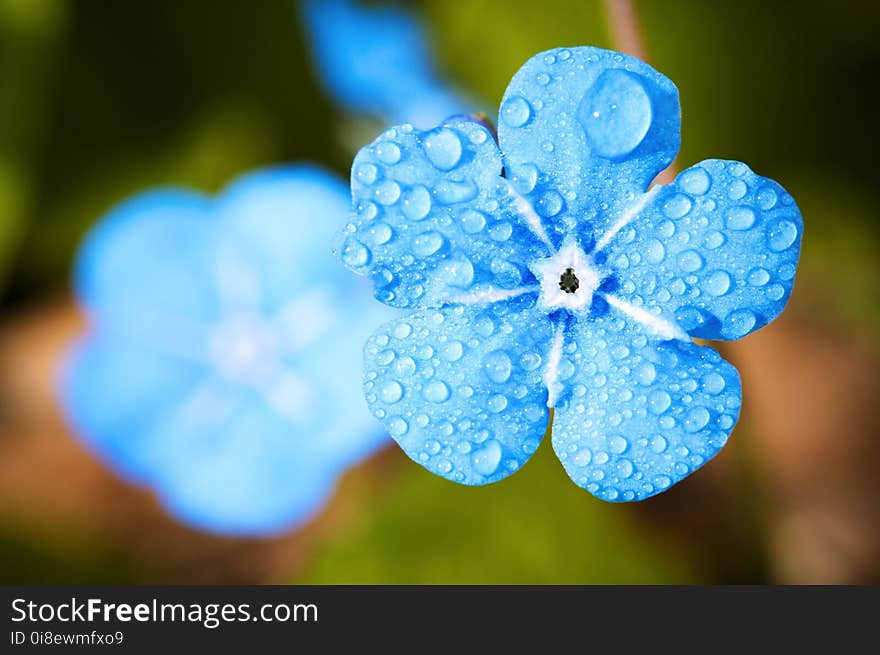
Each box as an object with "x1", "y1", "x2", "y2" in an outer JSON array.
[
  {"x1": 338, "y1": 47, "x2": 803, "y2": 500},
  {"x1": 301, "y1": 0, "x2": 465, "y2": 128},
  {"x1": 59, "y1": 166, "x2": 394, "y2": 533}
]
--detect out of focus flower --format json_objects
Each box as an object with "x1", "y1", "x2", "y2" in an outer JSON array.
[
  {"x1": 301, "y1": 0, "x2": 466, "y2": 128},
  {"x1": 338, "y1": 46, "x2": 803, "y2": 500},
  {"x1": 59, "y1": 166, "x2": 393, "y2": 534}
]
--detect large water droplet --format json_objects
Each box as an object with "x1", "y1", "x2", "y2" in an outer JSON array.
[
  {"x1": 388, "y1": 416, "x2": 408, "y2": 436},
  {"x1": 648, "y1": 390, "x2": 672, "y2": 414},
  {"x1": 501, "y1": 95, "x2": 532, "y2": 127},
  {"x1": 441, "y1": 256, "x2": 475, "y2": 288},
  {"x1": 402, "y1": 185, "x2": 431, "y2": 221},
  {"x1": 663, "y1": 193, "x2": 692, "y2": 219},
  {"x1": 355, "y1": 163, "x2": 378, "y2": 185},
  {"x1": 679, "y1": 167, "x2": 711, "y2": 195},
  {"x1": 487, "y1": 393, "x2": 508, "y2": 413},
  {"x1": 423, "y1": 380, "x2": 450, "y2": 403},
  {"x1": 747, "y1": 267, "x2": 770, "y2": 286},
  {"x1": 677, "y1": 249, "x2": 704, "y2": 273},
  {"x1": 702, "y1": 372, "x2": 726, "y2": 395},
  {"x1": 636, "y1": 361, "x2": 657, "y2": 385},
  {"x1": 645, "y1": 239, "x2": 666, "y2": 264},
  {"x1": 684, "y1": 406, "x2": 711, "y2": 432},
  {"x1": 423, "y1": 128, "x2": 463, "y2": 171},
  {"x1": 380, "y1": 381, "x2": 403, "y2": 404},
  {"x1": 767, "y1": 219, "x2": 798, "y2": 251},
  {"x1": 483, "y1": 350, "x2": 513, "y2": 384},
  {"x1": 609, "y1": 435, "x2": 629, "y2": 454},
  {"x1": 726, "y1": 206, "x2": 756, "y2": 230},
  {"x1": 472, "y1": 440, "x2": 502, "y2": 475},
  {"x1": 435, "y1": 180, "x2": 477, "y2": 204},
  {"x1": 460, "y1": 209, "x2": 487, "y2": 234},
  {"x1": 441, "y1": 340, "x2": 463, "y2": 362},
  {"x1": 341, "y1": 238, "x2": 370, "y2": 267},
  {"x1": 579, "y1": 69, "x2": 653, "y2": 159},
  {"x1": 509, "y1": 163, "x2": 538, "y2": 194},
  {"x1": 704, "y1": 270, "x2": 732, "y2": 296},
  {"x1": 412, "y1": 231, "x2": 444, "y2": 257},
  {"x1": 374, "y1": 180, "x2": 401, "y2": 205}
]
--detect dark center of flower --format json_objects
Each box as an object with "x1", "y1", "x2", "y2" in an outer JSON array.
[{"x1": 559, "y1": 268, "x2": 580, "y2": 294}]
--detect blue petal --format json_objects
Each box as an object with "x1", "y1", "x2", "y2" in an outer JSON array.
[
  {"x1": 340, "y1": 120, "x2": 549, "y2": 309},
  {"x1": 498, "y1": 46, "x2": 680, "y2": 242},
  {"x1": 552, "y1": 315, "x2": 741, "y2": 501},
  {"x1": 75, "y1": 189, "x2": 222, "y2": 332},
  {"x1": 149, "y1": 402, "x2": 338, "y2": 536},
  {"x1": 58, "y1": 334, "x2": 206, "y2": 483},
  {"x1": 301, "y1": 0, "x2": 464, "y2": 127},
  {"x1": 363, "y1": 300, "x2": 553, "y2": 484},
  {"x1": 604, "y1": 159, "x2": 803, "y2": 340},
  {"x1": 217, "y1": 165, "x2": 363, "y2": 308}
]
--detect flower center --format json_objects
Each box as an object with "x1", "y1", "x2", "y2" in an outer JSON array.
[
  {"x1": 559, "y1": 268, "x2": 579, "y2": 294},
  {"x1": 208, "y1": 318, "x2": 281, "y2": 384},
  {"x1": 529, "y1": 240, "x2": 601, "y2": 314}
]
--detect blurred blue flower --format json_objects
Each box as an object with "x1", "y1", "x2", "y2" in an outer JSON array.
[
  {"x1": 338, "y1": 47, "x2": 803, "y2": 500},
  {"x1": 59, "y1": 166, "x2": 394, "y2": 534},
  {"x1": 301, "y1": 0, "x2": 466, "y2": 127}
]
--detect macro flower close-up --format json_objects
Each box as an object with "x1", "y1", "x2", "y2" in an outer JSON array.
[
  {"x1": 339, "y1": 46, "x2": 803, "y2": 500},
  {"x1": 59, "y1": 166, "x2": 393, "y2": 534}
]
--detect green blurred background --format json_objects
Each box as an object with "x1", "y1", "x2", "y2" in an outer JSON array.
[{"x1": 0, "y1": 0, "x2": 878, "y2": 584}]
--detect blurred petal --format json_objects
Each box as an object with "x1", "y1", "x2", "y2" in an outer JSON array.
[
  {"x1": 75, "y1": 189, "x2": 221, "y2": 332},
  {"x1": 301, "y1": 0, "x2": 464, "y2": 127},
  {"x1": 604, "y1": 159, "x2": 803, "y2": 339},
  {"x1": 364, "y1": 300, "x2": 553, "y2": 484},
  {"x1": 499, "y1": 46, "x2": 680, "y2": 243},
  {"x1": 341, "y1": 119, "x2": 547, "y2": 309},
  {"x1": 552, "y1": 315, "x2": 742, "y2": 501},
  {"x1": 151, "y1": 402, "x2": 338, "y2": 536},
  {"x1": 58, "y1": 333, "x2": 206, "y2": 483}
]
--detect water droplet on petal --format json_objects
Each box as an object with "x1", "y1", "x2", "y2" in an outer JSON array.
[
  {"x1": 487, "y1": 393, "x2": 509, "y2": 413},
  {"x1": 472, "y1": 440, "x2": 502, "y2": 475},
  {"x1": 767, "y1": 219, "x2": 798, "y2": 251},
  {"x1": 704, "y1": 270, "x2": 732, "y2": 296},
  {"x1": 423, "y1": 380, "x2": 450, "y2": 403},
  {"x1": 580, "y1": 69, "x2": 652, "y2": 159},
  {"x1": 684, "y1": 406, "x2": 711, "y2": 432},
  {"x1": 677, "y1": 249, "x2": 704, "y2": 273},
  {"x1": 341, "y1": 238, "x2": 370, "y2": 267},
  {"x1": 423, "y1": 128, "x2": 463, "y2": 171},
  {"x1": 412, "y1": 231, "x2": 444, "y2": 257},
  {"x1": 648, "y1": 390, "x2": 672, "y2": 414},
  {"x1": 609, "y1": 435, "x2": 628, "y2": 454},
  {"x1": 483, "y1": 350, "x2": 513, "y2": 384},
  {"x1": 374, "y1": 180, "x2": 401, "y2": 205},
  {"x1": 501, "y1": 95, "x2": 532, "y2": 127},
  {"x1": 679, "y1": 167, "x2": 711, "y2": 195},
  {"x1": 460, "y1": 209, "x2": 487, "y2": 233},
  {"x1": 726, "y1": 206, "x2": 756, "y2": 230},
  {"x1": 663, "y1": 193, "x2": 692, "y2": 219},
  {"x1": 380, "y1": 381, "x2": 403, "y2": 404},
  {"x1": 388, "y1": 417, "x2": 408, "y2": 436},
  {"x1": 402, "y1": 185, "x2": 431, "y2": 220}
]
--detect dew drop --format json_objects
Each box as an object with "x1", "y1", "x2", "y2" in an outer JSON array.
[
  {"x1": 663, "y1": 193, "x2": 692, "y2": 219},
  {"x1": 355, "y1": 163, "x2": 378, "y2": 185},
  {"x1": 726, "y1": 206, "x2": 756, "y2": 230},
  {"x1": 380, "y1": 381, "x2": 403, "y2": 404},
  {"x1": 374, "y1": 180, "x2": 401, "y2": 205},
  {"x1": 684, "y1": 406, "x2": 711, "y2": 432},
  {"x1": 412, "y1": 231, "x2": 444, "y2": 257},
  {"x1": 609, "y1": 435, "x2": 629, "y2": 454},
  {"x1": 341, "y1": 238, "x2": 370, "y2": 267},
  {"x1": 520, "y1": 352, "x2": 542, "y2": 371},
  {"x1": 423, "y1": 128, "x2": 463, "y2": 171},
  {"x1": 483, "y1": 350, "x2": 513, "y2": 384},
  {"x1": 650, "y1": 435, "x2": 668, "y2": 453},
  {"x1": 747, "y1": 267, "x2": 770, "y2": 286},
  {"x1": 645, "y1": 239, "x2": 666, "y2": 264},
  {"x1": 636, "y1": 362, "x2": 657, "y2": 385},
  {"x1": 460, "y1": 209, "x2": 487, "y2": 234},
  {"x1": 423, "y1": 380, "x2": 450, "y2": 403},
  {"x1": 677, "y1": 249, "x2": 704, "y2": 273},
  {"x1": 767, "y1": 219, "x2": 798, "y2": 252},
  {"x1": 402, "y1": 185, "x2": 432, "y2": 220},
  {"x1": 579, "y1": 69, "x2": 652, "y2": 159},
  {"x1": 703, "y1": 230, "x2": 726, "y2": 250},
  {"x1": 388, "y1": 417, "x2": 408, "y2": 436},
  {"x1": 702, "y1": 372, "x2": 726, "y2": 395},
  {"x1": 441, "y1": 340, "x2": 464, "y2": 362},
  {"x1": 679, "y1": 167, "x2": 711, "y2": 195},
  {"x1": 648, "y1": 390, "x2": 672, "y2": 414},
  {"x1": 487, "y1": 394, "x2": 509, "y2": 413},
  {"x1": 501, "y1": 95, "x2": 532, "y2": 127},
  {"x1": 756, "y1": 187, "x2": 778, "y2": 210},
  {"x1": 574, "y1": 448, "x2": 592, "y2": 466},
  {"x1": 704, "y1": 270, "x2": 732, "y2": 296},
  {"x1": 472, "y1": 440, "x2": 502, "y2": 475}
]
